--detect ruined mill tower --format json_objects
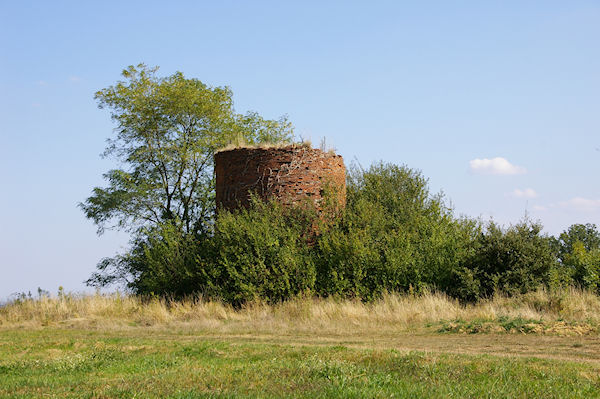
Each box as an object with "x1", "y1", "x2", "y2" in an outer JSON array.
[{"x1": 214, "y1": 144, "x2": 346, "y2": 214}]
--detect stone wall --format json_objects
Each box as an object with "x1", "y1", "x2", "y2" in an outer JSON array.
[{"x1": 215, "y1": 145, "x2": 346, "y2": 214}]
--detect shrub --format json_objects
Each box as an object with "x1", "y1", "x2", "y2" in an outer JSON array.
[
  {"x1": 206, "y1": 198, "x2": 317, "y2": 305},
  {"x1": 87, "y1": 160, "x2": 595, "y2": 306},
  {"x1": 86, "y1": 222, "x2": 208, "y2": 298},
  {"x1": 314, "y1": 162, "x2": 477, "y2": 300},
  {"x1": 455, "y1": 221, "x2": 559, "y2": 299}
]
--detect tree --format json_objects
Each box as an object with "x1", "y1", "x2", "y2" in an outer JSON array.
[
  {"x1": 565, "y1": 242, "x2": 600, "y2": 292},
  {"x1": 81, "y1": 64, "x2": 293, "y2": 289},
  {"x1": 80, "y1": 64, "x2": 293, "y2": 237},
  {"x1": 554, "y1": 224, "x2": 600, "y2": 291},
  {"x1": 557, "y1": 223, "x2": 600, "y2": 257}
]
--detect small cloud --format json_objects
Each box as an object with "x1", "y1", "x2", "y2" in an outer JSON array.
[
  {"x1": 532, "y1": 205, "x2": 548, "y2": 211},
  {"x1": 558, "y1": 197, "x2": 600, "y2": 212},
  {"x1": 36, "y1": 80, "x2": 47, "y2": 86},
  {"x1": 511, "y1": 188, "x2": 538, "y2": 199},
  {"x1": 31, "y1": 102, "x2": 41, "y2": 107},
  {"x1": 469, "y1": 157, "x2": 526, "y2": 175},
  {"x1": 69, "y1": 76, "x2": 82, "y2": 83}
]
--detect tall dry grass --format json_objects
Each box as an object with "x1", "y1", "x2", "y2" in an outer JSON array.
[{"x1": 2, "y1": 289, "x2": 600, "y2": 335}]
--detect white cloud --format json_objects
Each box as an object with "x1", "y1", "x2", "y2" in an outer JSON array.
[
  {"x1": 469, "y1": 157, "x2": 526, "y2": 175},
  {"x1": 511, "y1": 188, "x2": 538, "y2": 199},
  {"x1": 536, "y1": 197, "x2": 600, "y2": 212},
  {"x1": 36, "y1": 80, "x2": 47, "y2": 86},
  {"x1": 558, "y1": 197, "x2": 600, "y2": 212},
  {"x1": 69, "y1": 76, "x2": 82, "y2": 83}
]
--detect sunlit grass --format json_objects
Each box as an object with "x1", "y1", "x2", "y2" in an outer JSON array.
[
  {"x1": 1, "y1": 329, "x2": 599, "y2": 398},
  {"x1": 3, "y1": 290, "x2": 600, "y2": 397},
  {"x1": 2, "y1": 288, "x2": 600, "y2": 335}
]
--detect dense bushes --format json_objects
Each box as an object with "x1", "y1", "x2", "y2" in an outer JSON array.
[
  {"x1": 85, "y1": 67, "x2": 599, "y2": 304},
  {"x1": 451, "y1": 222, "x2": 558, "y2": 301},
  {"x1": 202, "y1": 199, "x2": 318, "y2": 305},
  {"x1": 88, "y1": 162, "x2": 600, "y2": 304},
  {"x1": 315, "y1": 163, "x2": 476, "y2": 300},
  {"x1": 87, "y1": 222, "x2": 207, "y2": 298}
]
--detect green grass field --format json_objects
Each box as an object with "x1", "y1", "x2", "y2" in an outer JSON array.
[
  {"x1": 2, "y1": 328, "x2": 600, "y2": 398},
  {"x1": 2, "y1": 292, "x2": 600, "y2": 398}
]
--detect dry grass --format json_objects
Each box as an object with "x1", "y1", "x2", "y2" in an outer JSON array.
[
  {"x1": 215, "y1": 138, "x2": 307, "y2": 153},
  {"x1": 2, "y1": 288, "x2": 600, "y2": 335},
  {"x1": 215, "y1": 137, "x2": 339, "y2": 156}
]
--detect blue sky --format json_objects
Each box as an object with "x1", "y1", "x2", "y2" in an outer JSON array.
[{"x1": 1, "y1": 1, "x2": 598, "y2": 299}]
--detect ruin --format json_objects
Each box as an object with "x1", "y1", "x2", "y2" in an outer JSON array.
[{"x1": 214, "y1": 144, "x2": 346, "y2": 214}]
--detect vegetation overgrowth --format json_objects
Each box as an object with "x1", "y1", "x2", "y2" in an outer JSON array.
[
  {"x1": 86, "y1": 160, "x2": 600, "y2": 305},
  {"x1": 80, "y1": 65, "x2": 600, "y2": 305}
]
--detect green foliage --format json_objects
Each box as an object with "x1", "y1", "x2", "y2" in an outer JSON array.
[
  {"x1": 87, "y1": 156, "x2": 591, "y2": 305},
  {"x1": 454, "y1": 221, "x2": 559, "y2": 300},
  {"x1": 83, "y1": 66, "x2": 600, "y2": 305},
  {"x1": 86, "y1": 222, "x2": 208, "y2": 297},
  {"x1": 80, "y1": 64, "x2": 293, "y2": 237},
  {"x1": 82, "y1": 64, "x2": 292, "y2": 291},
  {"x1": 554, "y1": 223, "x2": 600, "y2": 292},
  {"x1": 127, "y1": 223, "x2": 207, "y2": 297},
  {"x1": 558, "y1": 223, "x2": 600, "y2": 255},
  {"x1": 563, "y1": 242, "x2": 600, "y2": 293},
  {"x1": 206, "y1": 198, "x2": 317, "y2": 305},
  {"x1": 314, "y1": 162, "x2": 477, "y2": 300}
]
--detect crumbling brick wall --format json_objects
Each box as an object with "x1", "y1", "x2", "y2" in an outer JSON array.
[{"x1": 215, "y1": 145, "x2": 346, "y2": 214}]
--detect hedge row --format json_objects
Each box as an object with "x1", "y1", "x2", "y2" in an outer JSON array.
[{"x1": 89, "y1": 163, "x2": 600, "y2": 304}]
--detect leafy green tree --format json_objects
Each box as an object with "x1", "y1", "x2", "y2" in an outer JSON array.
[
  {"x1": 555, "y1": 224, "x2": 600, "y2": 291},
  {"x1": 80, "y1": 64, "x2": 293, "y2": 237},
  {"x1": 566, "y1": 242, "x2": 600, "y2": 292},
  {"x1": 557, "y1": 223, "x2": 600, "y2": 257},
  {"x1": 81, "y1": 64, "x2": 293, "y2": 288}
]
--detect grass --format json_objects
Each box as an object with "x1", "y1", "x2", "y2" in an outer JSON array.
[
  {"x1": 2, "y1": 288, "x2": 600, "y2": 335},
  {"x1": 215, "y1": 139, "x2": 302, "y2": 154},
  {"x1": 215, "y1": 137, "x2": 336, "y2": 155},
  {"x1": 1, "y1": 329, "x2": 600, "y2": 398},
  {"x1": 2, "y1": 290, "x2": 600, "y2": 397}
]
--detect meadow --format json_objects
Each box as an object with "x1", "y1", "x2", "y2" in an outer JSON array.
[{"x1": 2, "y1": 290, "x2": 600, "y2": 398}]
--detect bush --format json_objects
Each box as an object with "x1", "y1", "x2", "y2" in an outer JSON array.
[
  {"x1": 454, "y1": 221, "x2": 559, "y2": 300},
  {"x1": 86, "y1": 222, "x2": 208, "y2": 298},
  {"x1": 314, "y1": 162, "x2": 477, "y2": 300},
  {"x1": 88, "y1": 160, "x2": 599, "y2": 306},
  {"x1": 206, "y1": 198, "x2": 317, "y2": 305}
]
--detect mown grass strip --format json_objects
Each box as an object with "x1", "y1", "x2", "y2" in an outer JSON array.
[{"x1": 1, "y1": 329, "x2": 599, "y2": 398}]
